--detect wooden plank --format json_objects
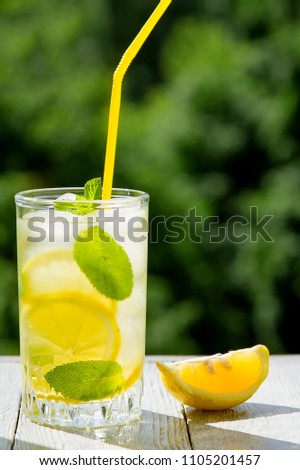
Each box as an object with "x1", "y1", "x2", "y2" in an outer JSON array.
[
  {"x1": 0, "y1": 356, "x2": 20, "y2": 363},
  {"x1": 185, "y1": 355, "x2": 300, "y2": 450},
  {"x1": 13, "y1": 361, "x2": 191, "y2": 450},
  {"x1": 0, "y1": 362, "x2": 22, "y2": 450},
  {"x1": 147, "y1": 355, "x2": 193, "y2": 362}
]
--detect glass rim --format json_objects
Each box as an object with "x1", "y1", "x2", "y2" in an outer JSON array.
[{"x1": 15, "y1": 187, "x2": 149, "y2": 209}]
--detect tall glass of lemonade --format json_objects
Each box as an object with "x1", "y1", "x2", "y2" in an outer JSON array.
[
  {"x1": 14, "y1": 0, "x2": 171, "y2": 431},
  {"x1": 15, "y1": 187, "x2": 149, "y2": 429}
]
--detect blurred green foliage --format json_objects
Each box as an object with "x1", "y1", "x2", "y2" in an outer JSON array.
[{"x1": 1, "y1": 0, "x2": 300, "y2": 355}]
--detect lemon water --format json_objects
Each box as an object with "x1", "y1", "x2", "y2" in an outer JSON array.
[{"x1": 16, "y1": 188, "x2": 149, "y2": 429}]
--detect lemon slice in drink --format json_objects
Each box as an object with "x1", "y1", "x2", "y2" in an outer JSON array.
[
  {"x1": 21, "y1": 249, "x2": 116, "y2": 314},
  {"x1": 26, "y1": 293, "x2": 121, "y2": 398},
  {"x1": 157, "y1": 345, "x2": 269, "y2": 410}
]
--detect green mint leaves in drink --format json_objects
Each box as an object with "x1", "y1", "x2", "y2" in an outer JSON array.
[
  {"x1": 44, "y1": 360, "x2": 124, "y2": 401},
  {"x1": 74, "y1": 226, "x2": 133, "y2": 301},
  {"x1": 84, "y1": 177, "x2": 102, "y2": 201},
  {"x1": 55, "y1": 177, "x2": 102, "y2": 215}
]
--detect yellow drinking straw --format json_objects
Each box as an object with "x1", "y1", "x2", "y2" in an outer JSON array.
[{"x1": 102, "y1": 0, "x2": 172, "y2": 200}]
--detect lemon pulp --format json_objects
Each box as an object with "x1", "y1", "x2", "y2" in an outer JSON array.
[{"x1": 178, "y1": 350, "x2": 263, "y2": 394}]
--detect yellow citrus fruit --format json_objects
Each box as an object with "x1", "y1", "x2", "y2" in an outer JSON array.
[
  {"x1": 21, "y1": 249, "x2": 116, "y2": 314},
  {"x1": 25, "y1": 292, "x2": 121, "y2": 399},
  {"x1": 21, "y1": 249, "x2": 141, "y2": 396},
  {"x1": 157, "y1": 345, "x2": 269, "y2": 410}
]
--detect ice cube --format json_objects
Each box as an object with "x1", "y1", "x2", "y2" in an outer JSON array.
[{"x1": 55, "y1": 193, "x2": 77, "y2": 202}]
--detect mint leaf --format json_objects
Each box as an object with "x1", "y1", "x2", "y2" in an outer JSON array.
[
  {"x1": 73, "y1": 226, "x2": 133, "y2": 301},
  {"x1": 55, "y1": 196, "x2": 95, "y2": 216},
  {"x1": 55, "y1": 177, "x2": 102, "y2": 215},
  {"x1": 44, "y1": 360, "x2": 124, "y2": 401},
  {"x1": 84, "y1": 177, "x2": 102, "y2": 200}
]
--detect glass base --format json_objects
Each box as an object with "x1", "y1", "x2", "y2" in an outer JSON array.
[{"x1": 23, "y1": 379, "x2": 143, "y2": 430}]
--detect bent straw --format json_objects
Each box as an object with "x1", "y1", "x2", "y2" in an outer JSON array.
[{"x1": 102, "y1": 0, "x2": 172, "y2": 200}]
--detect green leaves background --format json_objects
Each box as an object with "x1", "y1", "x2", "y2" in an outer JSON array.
[{"x1": 1, "y1": 0, "x2": 300, "y2": 354}]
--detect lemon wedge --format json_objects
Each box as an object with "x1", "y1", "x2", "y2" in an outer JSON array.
[{"x1": 157, "y1": 345, "x2": 269, "y2": 410}]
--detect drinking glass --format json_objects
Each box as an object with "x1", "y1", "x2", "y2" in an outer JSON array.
[{"x1": 15, "y1": 188, "x2": 149, "y2": 429}]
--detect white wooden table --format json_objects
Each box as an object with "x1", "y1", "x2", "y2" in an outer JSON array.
[{"x1": 1, "y1": 355, "x2": 300, "y2": 450}]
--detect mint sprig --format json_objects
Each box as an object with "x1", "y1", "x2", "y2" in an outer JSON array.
[
  {"x1": 44, "y1": 360, "x2": 124, "y2": 401},
  {"x1": 55, "y1": 177, "x2": 102, "y2": 215},
  {"x1": 73, "y1": 226, "x2": 134, "y2": 301}
]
